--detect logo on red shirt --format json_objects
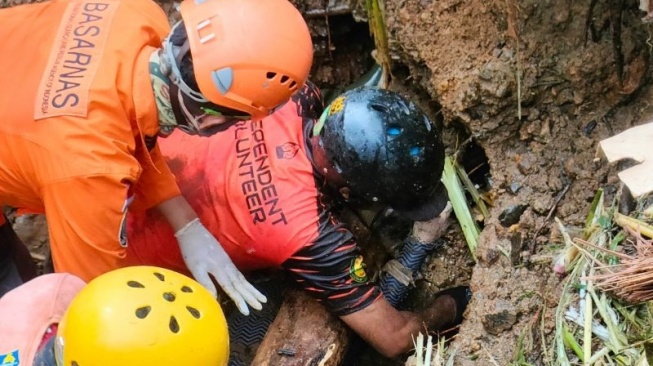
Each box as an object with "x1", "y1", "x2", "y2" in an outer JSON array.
[{"x1": 275, "y1": 142, "x2": 300, "y2": 160}]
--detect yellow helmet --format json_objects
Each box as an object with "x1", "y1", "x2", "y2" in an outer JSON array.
[{"x1": 54, "y1": 266, "x2": 229, "y2": 366}]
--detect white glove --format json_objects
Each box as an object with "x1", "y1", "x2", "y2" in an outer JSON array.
[{"x1": 175, "y1": 218, "x2": 267, "y2": 315}]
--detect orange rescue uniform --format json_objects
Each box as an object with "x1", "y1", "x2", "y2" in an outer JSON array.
[{"x1": 0, "y1": 0, "x2": 180, "y2": 281}]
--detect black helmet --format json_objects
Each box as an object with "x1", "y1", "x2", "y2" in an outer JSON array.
[{"x1": 309, "y1": 87, "x2": 447, "y2": 221}]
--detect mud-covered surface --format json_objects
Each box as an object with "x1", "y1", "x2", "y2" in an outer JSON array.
[
  {"x1": 381, "y1": 0, "x2": 653, "y2": 364},
  {"x1": 4, "y1": 0, "x2": 653, "y2": 365},
  {"x1": 3, "y1": 210, "x2": 51, "y2": 274}
]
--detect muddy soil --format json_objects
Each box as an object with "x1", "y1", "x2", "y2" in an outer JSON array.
[
  {"x1": 4, "y1": 0, "x2": 653, "y2": 365},
  {"x1": 380, "y1": 0, "x2": 653, "y2": 364}
]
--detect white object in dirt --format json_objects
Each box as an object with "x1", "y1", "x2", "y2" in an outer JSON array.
[
  {"x1": 598, "y1": 122, "x2": 653, "y2": 198},
  {"x1": 641, "y1": 0, "x2": 653, "y2": 22},
  {"x1": 564, "y1": 307, "x2": 610, "y2": 342}
]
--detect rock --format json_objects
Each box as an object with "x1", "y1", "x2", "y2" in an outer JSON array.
[
  {"x1": 476, "y1": 225, "x2": 501, "y2": 266},
  {"x1": 498, "y1": 204, "x2": 527, "y2": 227},
  {"x1": 517, "y1": 153, "x2": 536, "y2": 175},
  {"x1": 519, "y1": 120, "x2": 540, "y2": 140},
  {"x1": 509, "y1": 181, "x2": 522, "y2": 194},
  {"x1": 547, "y1": 174, "x2": 564, "y2": 191},
  {"x1": 482, "y1": 308, "x2": 518, "y2": 335},
  {"x1": 563, "y1": 157, "x2": 579, "y2": 180},
  {"x1": 509, "y1": 232, "x2": 523, "y2": 265},
  {"x1": 531, "y1": 194, "x2": 552, "y2": 215}
]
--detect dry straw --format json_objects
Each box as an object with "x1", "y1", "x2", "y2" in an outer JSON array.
[
  {"x1": 552, "y1": 189, "x2": 653, "y2": 365},
  {"x1": 405, "y1": 333, "x2": 456, "y2": 366}
]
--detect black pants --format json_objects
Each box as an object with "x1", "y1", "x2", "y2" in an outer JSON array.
[{"x1": 0, "y1": 216, "x2": 37, "y2": 297}]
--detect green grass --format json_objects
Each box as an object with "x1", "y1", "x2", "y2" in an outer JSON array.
[{"x1": 441, "y1": 156, "x2": 480, "y2": 261}]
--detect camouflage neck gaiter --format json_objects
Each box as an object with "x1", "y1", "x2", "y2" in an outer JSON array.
[{"x1": 149, "y1": 50, "x2": 177, "y2": 136}]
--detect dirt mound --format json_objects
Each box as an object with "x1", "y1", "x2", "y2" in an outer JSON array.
[{"x1": 381, "y1": 0, "x2": 652, "y2": 364}]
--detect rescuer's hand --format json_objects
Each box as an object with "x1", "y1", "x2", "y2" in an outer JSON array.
[{"x1": 175, "y1": 218, "x2": 267, "y2": 315}]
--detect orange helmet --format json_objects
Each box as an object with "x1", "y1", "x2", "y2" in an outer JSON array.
[{"x1": 163, "y1": 0, "x2": 313, "y2": 123}]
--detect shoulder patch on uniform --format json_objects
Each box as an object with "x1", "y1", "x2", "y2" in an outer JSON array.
[
  {"x1": 0, "y1": 350, "x2": 20, "y2": 366},
  {"x1": 34, "y1": 0, "x2": 119, "y2": 120},
  {"x1": 349, "y1": 255, "x2": 368, "y2": 283}
]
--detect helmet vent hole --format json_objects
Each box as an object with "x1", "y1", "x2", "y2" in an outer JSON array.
[
  {"x1": 135, "y1": 306, "x2": 151, "y2": 319},
  {"x1": 370, "y1": 103, "x2": 388, "y2": 113},
  {"x1": 187, "y1": 306, "x2": 201, "y2": 319},
  {"x1": 153, "y1": 272, "x2": 165, "y2": 281},
  {"x1": 280, "y1": 75, "x2": 290, "y2": 84},
  {"x1": 163, "y1": 292, "x2": 176, "y2": 302},
  {"x1": 266, "y1": 72, "x2": 277, "y2": 80},
  {"x1": 386, "y1": 126, "x2": 403, "y2": 136},
  {"x1": 72, "y1": 362, "x2": 79, "y2": 366},
  {"x1": 289, "y1": 80, "x2": 297, "y2": 89},
  {"x1": 127, "y1": 281, "x2": 145, "y2": 288},
  {"x1": 181, "y1": 286, "x2": 193, "y2": 293},
  {"x1": 169, "y1": 316, "x2": 180, "y2": 333}
]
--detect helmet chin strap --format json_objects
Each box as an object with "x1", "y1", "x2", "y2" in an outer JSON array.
[
  {"x1": 159, "y1": 30, "x2": 201, "y2": 136},
  {"x1": 161, "y1": 23, "x2": 208, "y2": 104},
  {"x1": 160, "y1": 30, "x2": 250, "y2": 137},
  {"x1": 168, "y1": 82, "x2": 202, "y2": 135}
]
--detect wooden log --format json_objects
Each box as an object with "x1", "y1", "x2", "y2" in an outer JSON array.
[{"x1": 251, "y1": 289, "x2": 351, "y2": 366}]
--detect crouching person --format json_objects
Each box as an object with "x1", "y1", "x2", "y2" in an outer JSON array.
[{"x1": 127, "y1": 82, "x2": 471, "y2": 358}]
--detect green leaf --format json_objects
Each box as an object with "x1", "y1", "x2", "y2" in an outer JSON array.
[{"x1": 441, "y1": 156, "x2": 480, "y2": 261}]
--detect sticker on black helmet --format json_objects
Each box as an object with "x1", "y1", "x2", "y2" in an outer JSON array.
[
  {"x1": 313, "y1": 95, "x2": 346, "y2": 137},
  {"x1": 328, "y1": 96, "x2": 345, "y2": 115}
]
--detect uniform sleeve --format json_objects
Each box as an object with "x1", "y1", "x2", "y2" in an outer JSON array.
[
  {"x1": 281, "y1": 202, "x2": 382, "y2": 316},
  {"x1": 129, "y1": 142, "x2": 181, "y2": 212},
  {"x1": 292, "y1": 80, "x2": 324, "y2": 121},
  {"x1": 42, "y1": 174, "x2": 135, "y2": 282}
]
